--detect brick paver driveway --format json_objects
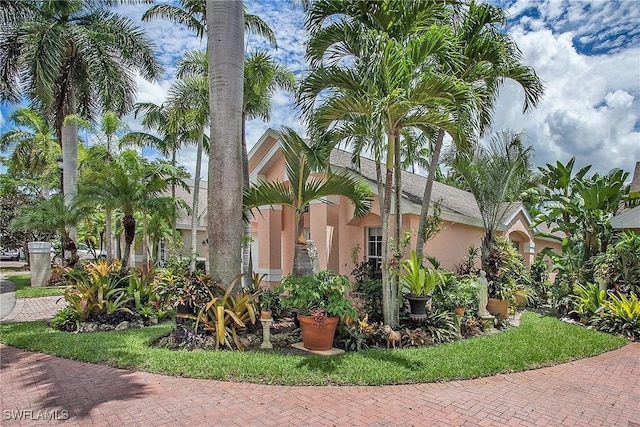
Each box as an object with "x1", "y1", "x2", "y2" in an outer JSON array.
[{"x1": 1, "y1": 342, "x2": 638, "y2": 426}]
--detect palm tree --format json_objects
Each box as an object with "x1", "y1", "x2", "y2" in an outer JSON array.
[
  {"x1": 10, "y1": 194, "x2": 91, "y2": 266},
  {"x1": 243, "y1": 127, "x2": 372, "y2": 277},
  {"x1": 301, "y1": 25, "x2": 473, "y2": 326},
  {"x1": 169, "y1": 52, "x2": 211, "y2": 272},
  {"x1": 81, "y1": 150, "x2": 185, "y2": 271},
  {"x1": 451, "y1": 130, "x2": 533, "y2": 269},
  {"x1": 205, "y1": 1, "x2": 245, "y2": 285},
  {"x1": 0, "y1": 107, "x2": 60, "y2": 187},
  {"x1": 1, "y1": 0, "x2": 161, "y2": 240},
  {"x1": 142, "y1": 0, "x2": 276, "y2": 46},
  {"x1": 415, "y1": 1, "x2": 544, "y2": 258},
  {"x1": 121, "y1": 101, "x2": 192, "y2": 247},
  {"x1": 242, "y1": 50, "x2": 296, "y2": 286}
]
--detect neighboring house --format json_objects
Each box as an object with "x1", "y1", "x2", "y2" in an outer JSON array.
[
  {"x1": 611, "y1": 161, "x2": 640, "y2": 231},
  {"x1": 248, "y1": 129, "x2": 562, "y2": 286}
]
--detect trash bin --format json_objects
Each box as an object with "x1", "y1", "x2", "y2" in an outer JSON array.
[{"x1": 28, "y1": 241, "x2": 52, "y2": 287}]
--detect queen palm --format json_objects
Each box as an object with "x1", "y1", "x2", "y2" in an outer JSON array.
[
  {"x1": 168, "y1": 54, "x2": 211, "y2": 272},
  {"x1": 414, "y1": 1, "x2": 544, "y2": 258},
  {"x1": 1, "y1": 0, "x2": 161, "y2": 246},
  {"x1": 122, "y1": 101, "x2": 193, "y2": 247},
  {"x1": 243, "y1": 127, "x2": 372, "y2": 277}
]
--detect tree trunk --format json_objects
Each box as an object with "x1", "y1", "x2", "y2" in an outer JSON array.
[
  {"x1": 105, "y1": 208, "x2": 113, "y2": 263},
  {"x1": 206, "y1": 1, "x2": 244, "y2": 285},
  {"x1": 241, "y1": 112, "x2": 254, "y2": 288},
  {"x1": 416, "y1": 128, "x2": 444, "y2": 259},
  {"x1": 190, "y1": 130, "x2": 204, "y2": 272},
  {"x1": 61, "y1": 118, "x2": 78, "y2": 247},
  {"x1": 142, "y1": 213, "x2": 150, "y2": 276},
  {"x1": 122, "y1": 215, "x2": 136, "y2": 270},
  {"x1": 392, "y1": 130, "x2": 402, "y2": 324},
  {"x1": 171, "y1": 148, "x2": 177, "y2": 246},
  {"x1": 381, "y1": 131, "x2": 398, "y2": 327}
]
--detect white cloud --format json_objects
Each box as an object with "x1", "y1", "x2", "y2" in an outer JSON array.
[{"x1": 490, "y1": 23, "x2": 640, "y2": 175}]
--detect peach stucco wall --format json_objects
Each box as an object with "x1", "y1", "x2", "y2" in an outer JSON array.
[{"x1": 248, "y1": 134, "x2": 559, "y2": 284}]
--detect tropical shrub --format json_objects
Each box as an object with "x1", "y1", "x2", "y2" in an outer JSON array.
[
  {"x1": 397, "y1": 251, "x2": 444, "y2": 296},
  {"x1": 530, "y1": 258, "x2": 552, "y2": 303},
  {"x1": 340, "y1": 314, "x2": 377, "y2": 352},
  {"x1": 45, "y1": 266, "x2": 72, "y2": 287},
  {"x1": 571, "y1": 283, "x2": 606, "y2": 320},
  {"x1": 353, "y1": 277, "x2": 383, "y2": 323},
  {"x1": 51, "y1": 306, "x2": 80, "y2": 331},
  {"x1": 153, "y1": 270, "x2": 218, "y2": 311},
  {"x1": 592, "y1": 292, "x2": 640, "y2": 341},
  {"x1": 485, "y1": 236, "x2": 530, "y2": 302},
  {"x1": 280, "y1": 271, "x2": 357, "y2": 323},
  {"x1": 420, "y1": 309, "x2": 458, "y2": 344},
  {"x1": 592, "y1": 232, "x2": 640, "y2": 295},
  {"x1": 259, "y1": 287, "x2": 282, "y2": 317}
]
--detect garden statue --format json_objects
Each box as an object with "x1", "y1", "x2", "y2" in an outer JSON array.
[
  {"x1": 306, "y1": 240, "x2": 320, "y2": 274},
  {"x1": 383, "y1": 325, "x2": 402, "y2": 349},
  {"x1": 477, "y1": 270, "x2": 491, "y2": 317}
]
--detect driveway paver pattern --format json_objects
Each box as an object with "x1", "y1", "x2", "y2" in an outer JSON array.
[
  {"x1": 1, "y1": 342, "x2": 638, "y2": 426},
  {"x1": 1, "y1": 295, "x2": 638, "y2": 426}
]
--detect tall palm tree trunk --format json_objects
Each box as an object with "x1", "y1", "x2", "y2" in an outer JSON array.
[
  {"x1": 61, "y1": 96, "x2": 78, "y2": 248},
  {"x1": 206, "y1": 1, "x2": 244, "y2": 285},
  {"x1": 142, "y1": 213, "x2": 150, "y2": 276},
  {"x1": 171, "y1": 148, "x2": 177, "y2": 246},
  {"x1": 381, "y1": 131, "x2": 398, "y2": 327},
  {"x1": 190, "y1": 131, "x2": 204, "y2": 272},
  {"x1": 105, "y1": 208, "x2": 113, "y2": 263},
  {"x1": 392, "y1": 130, "x2": 402, "y2": 323},
  {"x1": 122, "y1": 215, "x2": 136, "y2": 270},
  {"x1": 241, "y1": 113, "x2": 254, "y2": 287},
  {"x1": 416, "y1": 129, "x2": 444, "y2": 259}
]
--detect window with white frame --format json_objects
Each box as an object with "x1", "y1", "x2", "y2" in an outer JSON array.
[{"x1": 367, "y1": 227, "x2": 383, "y2": 272}]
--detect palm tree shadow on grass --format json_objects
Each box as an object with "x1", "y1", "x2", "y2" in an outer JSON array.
[
  {"x1": 0, "y1": 325, "x2": 150, "y2": 422},
  {"x1": 295, "y1": 348, "x2": 425, "y2": 375}
]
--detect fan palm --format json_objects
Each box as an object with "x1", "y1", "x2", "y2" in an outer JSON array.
[
  {"x1": 1, "y1": 0, "x2": 162, "y2": 210},
  {"x1": 243, "y1": 127, "x2": 372, "y2": 277}
]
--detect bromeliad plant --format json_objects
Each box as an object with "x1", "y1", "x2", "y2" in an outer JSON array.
[
  {"x1": 592, "y1": 292, "x2": 640, "y2": 341},
  {"x1": 186, "y1": 275, "x2": 260, "y2": 350},
  {"x1": 571, "y1": 282, "x2": 606, "y2": 321}
]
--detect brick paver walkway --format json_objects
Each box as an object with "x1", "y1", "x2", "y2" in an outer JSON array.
[
  {"x1": 0, "y1": 342, "x2": 638, "y2": 426},
  {"x1": 0, "y1": 296, "x2": 63, "y2": 323}
]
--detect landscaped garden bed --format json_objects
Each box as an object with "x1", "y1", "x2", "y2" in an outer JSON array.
[{"x1": 0, "y1": 312, "x2": 626, "y2": 385}]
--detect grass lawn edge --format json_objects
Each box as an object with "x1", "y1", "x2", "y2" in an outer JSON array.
[{"x1": 0, "y1": 312, "x2": 627, "y2": 386}]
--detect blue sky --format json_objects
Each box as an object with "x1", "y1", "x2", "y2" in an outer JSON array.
[{"x1": 1, "y1": 0, "x2": 639, "y2": 180}]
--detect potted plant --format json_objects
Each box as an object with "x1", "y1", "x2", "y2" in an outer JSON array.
[
  {"x1": 486, "y1": 279, "x2": 516, "y2": 320},
  {"x1": 397, "y1": 251, "x2": 444, "y2": 321},
  {"x1": 280, "y1": 270, "x2": 356, "y2": 351},
  {"x1": 259, "y1": 288, "x2": 281, "y2": 319},
  {"x1": 446, "y1": 277, "x2": 481, "y2": 316}
]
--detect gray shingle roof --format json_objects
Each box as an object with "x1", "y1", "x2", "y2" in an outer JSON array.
[{"x1": 330, "y1": 148, "x2": 507, "y2": 223}]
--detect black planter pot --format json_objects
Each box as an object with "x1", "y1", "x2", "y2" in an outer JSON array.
[{"x1": 405, "y1": 294, "x2": 429, "y2": 323}]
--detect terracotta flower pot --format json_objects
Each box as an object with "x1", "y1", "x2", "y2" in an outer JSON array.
[
  {"x1": 260, "y1": 310, "x2": 272, "y2": 319},
  {"x1": 487, "y1": 298, "x2": 508, "y2": 320},
  {"x1": 454, "y1": 306, "x2": 465, "y2": 316},
  {"x1": 297, "y1": 314, "x2": 339, "y2": 351},
  {"x1": 515, "y1": 293, "x2": 527, "y2": 308}
]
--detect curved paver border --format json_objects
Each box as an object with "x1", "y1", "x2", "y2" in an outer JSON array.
[{"x1": 0, "y1": 342, "x2": 638, "y2": 426}]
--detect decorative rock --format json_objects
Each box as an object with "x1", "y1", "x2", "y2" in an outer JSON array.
[
  {"x1": 238, "y1": 336, "x2": 251, "y2": 349},
  {"x1": 78, "y1": 323, "x2": 98, "y2": 333},
  {"x1": 115, "y1": 321, "x2": 130, "y2": 330}
]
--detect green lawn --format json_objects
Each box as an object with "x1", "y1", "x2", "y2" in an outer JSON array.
[
  {"x1": 7, "y1": 274, "x2": 65, "y2": 298},
  {"x1": 0, "y1": 312, "x2": 626, "y2": 385}
]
